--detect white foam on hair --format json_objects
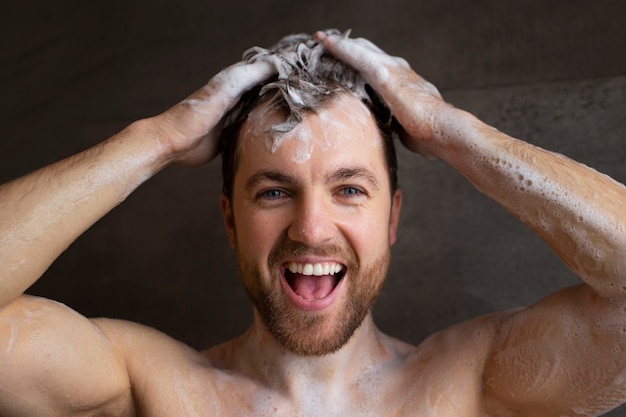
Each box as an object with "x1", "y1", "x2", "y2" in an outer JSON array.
[{"x1": 232, "y1": 30, "x2": 377, "y2": 139}]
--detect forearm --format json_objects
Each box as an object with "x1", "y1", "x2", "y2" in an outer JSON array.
[
  {"x1": 0, "y1": 117, "x2": 172, "y2": 306},
  {"x1": 432, "y1": 106, "x2": 626, "y2": 296}
]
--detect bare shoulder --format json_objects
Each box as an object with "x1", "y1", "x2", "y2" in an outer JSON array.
[
  {"x1": 0, "y1": 295, "x2": 217, "y2": 417},
  {"x1": 93, "y1": 316, "x2": 226, "y2": 416},
  {"x1": 93, "y1": 315, "x2": 211, "y2": 370},
  {"x1": 0, "y1": 295, "x2": 133, "y2": 416},
  {"x1": 404, "y1": 289, "x2": 626, "y2": 416},
  {"x1": 395, "y1": 310, "x2": 517, "y2": 416},
  {"x1": 407, "y1": 308, "x2": 516, "y2": 364}
]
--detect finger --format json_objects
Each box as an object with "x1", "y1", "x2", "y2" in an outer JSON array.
[
  {"x1": 165, "y1": 59, "x2": 277, "y2": 143},
  {"x1": 350, "y1": 36, "x2": 386, "y2": 55},
  {"x1": 183, "y1": 59, "x2": 277, "y2": 119},
  {"x1": 316, "y1": 31, "x2": 409, "y2": 77}
]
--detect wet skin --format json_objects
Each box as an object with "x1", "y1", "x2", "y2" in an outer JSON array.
[
  {"x1": 104, "y1": 94, "x2": 515, "y2": 417},
  {"x1": 2, "y1": 31, "x2": 626, "y2": 417}
]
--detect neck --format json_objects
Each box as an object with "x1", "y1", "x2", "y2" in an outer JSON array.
[{"x1": 232, "y1": 311, "x2": 396, "y2": 395}]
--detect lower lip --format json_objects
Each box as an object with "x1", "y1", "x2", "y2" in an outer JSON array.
[{"x1": 280, "y1": 270, "x2": 345, "y2": 312}]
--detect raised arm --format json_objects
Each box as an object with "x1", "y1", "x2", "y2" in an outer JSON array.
[
  {"x1": 318, "y1": 31, "x2": 626, "y2": 415},
  {"x1": 0, "y1": 59, "x2": 277, "y2": 416},
  {"x1": 317, "y1": 31, "x2": 626, "y2": 286},
  {"x1": 0, "y1": 59, "x2": 276, "y2": 307}
]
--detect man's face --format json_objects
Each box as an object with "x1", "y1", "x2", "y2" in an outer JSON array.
[{"x1": 221, "y1": 94, "x2": 402, "y2": 356}]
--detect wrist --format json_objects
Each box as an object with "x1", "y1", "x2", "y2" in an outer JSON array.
[
  {"x1": 128, "y1": 115, "x2": 187, "y2": 169},
  {"x1": 145, "y1": 104, "x2": 220, "y2": 167}
]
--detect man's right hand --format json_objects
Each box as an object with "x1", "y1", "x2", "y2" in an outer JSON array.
[
  {"x1": 0, "y1": 55, "x2": 277, "y2": 308},
  {"x1": 155, "y1": 59, "x2": 278, "y2": 166}
]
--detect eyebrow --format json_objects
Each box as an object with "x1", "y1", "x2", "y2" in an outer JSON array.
[
  {"x1": 325, "y1": 167, "x2": 380, "y2": 192},
  {"x1": 245, "y1": 171, "x2": 300, "y2": 192},
  {"x1": 245, "y1": 166, "x2": 380, "y2": 192}
]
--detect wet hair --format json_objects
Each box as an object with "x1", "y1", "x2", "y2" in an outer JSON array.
[{"x1": 218, "y1": 30, "x2": 401, "y2": 201}]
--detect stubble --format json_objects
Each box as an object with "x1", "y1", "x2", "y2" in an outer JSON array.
[{"x1": 237, "y1": 238, "x2": 390, "y2": 356}]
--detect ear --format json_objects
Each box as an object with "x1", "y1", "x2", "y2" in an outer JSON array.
[
  {"x1": 388, "y1": 189, "x2": 402, "y2": 246},
  {"x1": 220, "y1": 194, "x2": 236, "y2": 248}
]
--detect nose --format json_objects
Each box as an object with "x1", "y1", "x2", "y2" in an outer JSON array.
[{"x1": 287, "y1": 195, "x2": 336, "y2": 247}]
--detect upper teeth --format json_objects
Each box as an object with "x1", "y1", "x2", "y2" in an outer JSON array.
[{"x1": 287, "y1": 262, "x2": 343, "y2": 276}]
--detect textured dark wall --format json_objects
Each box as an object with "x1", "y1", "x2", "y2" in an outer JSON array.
[{"x1": 2, "y1": 0, "x2": 626, "y2": 415}]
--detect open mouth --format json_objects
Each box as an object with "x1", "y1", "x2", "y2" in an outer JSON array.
[{"x1": 284, "y1": 262, "x2": 346, "y2": 301}]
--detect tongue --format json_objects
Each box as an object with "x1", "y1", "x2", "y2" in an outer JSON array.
[{"x1": 290, "y1": 274, "x2": 336, "y2": 300}]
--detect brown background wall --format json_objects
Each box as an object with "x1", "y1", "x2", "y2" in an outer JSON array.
[{"x1": 2, "y1": 0, "x2": 625, "y2": 414}]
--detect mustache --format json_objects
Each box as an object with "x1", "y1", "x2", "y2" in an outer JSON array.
[{"x1": 267, "y1": 238, "x2": 359, "y2": 270}]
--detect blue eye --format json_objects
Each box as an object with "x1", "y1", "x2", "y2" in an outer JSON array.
[
  {"x1": 261, "y1": 189, "x2": 284, "y2": 199},
  {"x1": 342, "y1": 187, "x2": 362, "y2": 196}
]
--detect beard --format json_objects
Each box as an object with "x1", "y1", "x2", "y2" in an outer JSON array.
[{"x1": 236, "y1": 236, "x2": 390, "y2": 356}]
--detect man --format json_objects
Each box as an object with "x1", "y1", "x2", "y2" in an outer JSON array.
[{"x1": 0, "y1": 29, "x2": 625, "y2": 416}]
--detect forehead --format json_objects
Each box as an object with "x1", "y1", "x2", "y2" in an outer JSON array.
[{"x1": 238, "y1": 93, "x2": 385, "y2": 167}]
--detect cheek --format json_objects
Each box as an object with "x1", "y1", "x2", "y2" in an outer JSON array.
[
  {"x1": 233, "y1": 208, "x2": 282, "y2": 258},
  {"x1": 338, "y1": 208, "x2": 392, "y2": 257}
]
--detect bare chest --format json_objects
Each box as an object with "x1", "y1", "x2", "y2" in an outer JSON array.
[
  {"x1": 135, "y1": 354, "x2": 486, "y2": 417},
  {"x1": 132, "y1": 315, "x2": 507, "y2": 417}
]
